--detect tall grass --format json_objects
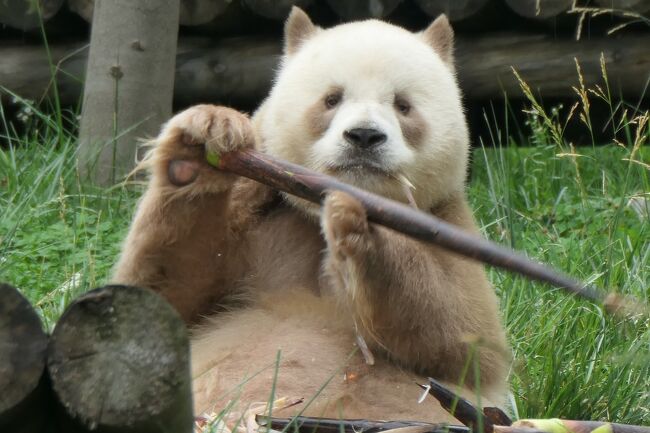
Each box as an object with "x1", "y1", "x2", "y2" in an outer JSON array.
[
  {"x1": 0, "y1": 97, "x2": 139, "y2": 328},
  {"x1": 471, "y1": 59, "x2": 649, "y2": 423},
  {"x1": 0, "y1": 60, "x2": 648, "y2": 425}
]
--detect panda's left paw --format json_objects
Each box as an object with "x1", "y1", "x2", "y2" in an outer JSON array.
[{"x1": 321, "y1": 191, "x2": 372, "y2": 260}]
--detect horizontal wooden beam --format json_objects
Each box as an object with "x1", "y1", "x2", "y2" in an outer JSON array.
[{"x1": 1, "y1": 34, "x2": 647, "y2": 110}]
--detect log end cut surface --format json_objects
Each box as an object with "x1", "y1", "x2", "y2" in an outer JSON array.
[
  {"x1": 47, "y1": 285, "x2": 192, "y2": 431},
  {"x1": 0, "y1": 283, "x2": 48, "y2": 413}
]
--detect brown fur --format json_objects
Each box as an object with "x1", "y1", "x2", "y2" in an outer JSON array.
[
  {"x1": 284, "y1": 6, "x2": 318, "y2": 55},
  {"x1": 421, "y1": 15, "x2": 454, "y2": 65},
  {"x1": 305, "y1": 90, "x2": 340, "y2": 140},
  {"x1": 397, "y1": 105, "x2": 428, "y2": 148},
  {"x1": 113, "y1": 10, "x2": 509, "y2": 423}
]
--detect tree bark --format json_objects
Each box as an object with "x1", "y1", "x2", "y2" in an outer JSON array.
[
  {"x1": 0, "y1": 0, "x2": 63, "y2": 30},
  {"x1": 0, "y1": 283, "x2": 51, "y2": 433},
  {"x1": 76, "y1": 0, "x2": 180, "y2": 185},
  {"x1": 326, "y1": 0, "x2": 403, "y2": 19},
  {"x1": 504, "y1": 0, "x2": 574, "y2": 19},
  {"x1": 47, "y1": 285, "x2": 193, "y2": 433},
  {"x1": 413, "y1": 0, "x2": 489, "y2": 21}
]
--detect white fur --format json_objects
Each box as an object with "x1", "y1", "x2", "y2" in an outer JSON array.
[{"x1": 256, "y1": 19, "x2": 469, "y2": 210}]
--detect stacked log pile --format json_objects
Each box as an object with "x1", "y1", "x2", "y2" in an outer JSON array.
[
  {"x1": 4, "y1": 0, "x2": 650, "y2": 31},
  {"x1": 0, "y1": 283, "x2": 194, "y2": 433},
  {"x1": 1, "y1": 0, "x2": 648, "y2": 113}
]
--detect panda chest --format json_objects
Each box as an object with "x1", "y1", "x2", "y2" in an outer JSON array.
[{"x1": 245, "y1": 208, "x2": 325, "y2": 294}]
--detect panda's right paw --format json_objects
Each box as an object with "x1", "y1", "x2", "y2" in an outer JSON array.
[
  {"x1": 152, "y1": 105, "x2": 255, "y2": 191},
  {"x1": 173, "y1": 105, "x2": 255, "y2": 155}
]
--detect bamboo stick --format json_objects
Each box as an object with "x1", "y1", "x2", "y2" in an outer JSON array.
[
  {"x1": 483, "y1": 407, "x2": 513, "y2": 427},
  {"x1": 255, "y1": 414, "x2": 470, "y2": 433},
  {"x1": 211, "y1": 148, "x2": 644, "y2": 316},
  {"x1": 418, "y1": 378, "x2": 493, "y2": 432},
  {"x1": 256, "y1": 415, "x2": 552, "y2": 433}
]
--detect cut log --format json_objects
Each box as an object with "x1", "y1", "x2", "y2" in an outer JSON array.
[
  {"x1": 67, "y1": 0, "x2": 93, "y2": 22},
  {"x1": 47, "y1": 285, "x2": 193, "y2": 433},
  {"x1": 483, "y1": 407, "x2": 513, "y2": 427},
  {"x1": 243, "y1": 0, "x2": 313, "y2": 20},
  {"x1": 454, "y1": 33, "x2": 650, "y2": 100},
  {"x1": 0, "y1": 41, "x2": 87, "y2": 106},
  {"x1": 173, "y1": 37, "x2": 279, "y2": 108},
  {"x1": 504, "y1": 0, "x2": 574, "y2": 19},
  {"x1": 179, "y1": 0, "x2": 231, "y2": 25},
  {"x1": 413, "y1": 0, "x2": 489, "y2": 21},
  {"x1": 2, "y1": 34, "x2": 648, "y2": 109},
  {"x1": 593, "y1": 0, "x2": 650, "y2": 13},
  {"x1": 0, "y1": 0, "x2": 64, "y2": 30},
  {"x1": 0, "y1": 283, "x2": 50, "y2": 433},
  {"x1": 76, "y1": 0, "x2": 180, "y2": 185},
  {"x1": 326, "y1": 0, "x2": 403, "y2": 19},
  {"x1": 68, "y1": 0, "x2": 230, "y2": 25}
]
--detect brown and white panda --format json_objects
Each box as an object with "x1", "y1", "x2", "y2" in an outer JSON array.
[{"x1": 113, "y1": 7, "x2": 510, "y2": 423}]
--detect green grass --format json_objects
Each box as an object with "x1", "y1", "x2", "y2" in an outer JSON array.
[
  {"x1": 0, "y1": 103, "x2": 139, "y2": 328},
  {"x1": 472, "y1": 143, "x2": 649, "y2": 423},
  {"x1": 1, "y1": 92, "x2": 648, "y2": 424}
]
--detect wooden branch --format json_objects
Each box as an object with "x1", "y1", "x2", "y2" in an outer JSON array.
[
  {"x1": 504, "y1": 0, "x2": 573, "y2": 19},
  {"x1": 255, "y1": 414, "x2": 470, "y2": 433},
  {"x1": 413, "y1": 0, "x2": 488, "y2": 21},
  {"x1": 0, "y1": 283, "x2": 51, "y2": 433},
  {"x1": 483, "y1": 407, "x2": 513, "y2": 427},
  {"x1": 212, "y1": 148, "x2": 647, "y2": 316},
  {"x1": 2, "y1": 34, "x2": 648, "y2": 110},
  {"x1": 419, "y1": 378, "x2": 493, "y2": 433},
  {"x1": 47, "y1": 285, "x2": 193, "y2": 433}
]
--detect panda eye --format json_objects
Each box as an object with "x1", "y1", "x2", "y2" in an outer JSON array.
[
  {"x1": 394, "y1": 97, "x2": 411, "y2": 115},
  {"x1": 324, "y1": 92, "x2": 342, "y2": 109}
]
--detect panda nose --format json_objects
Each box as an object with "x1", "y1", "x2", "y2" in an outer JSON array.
[{"x1": 343, "y1": 128, "x2": 387, "y2": 149}]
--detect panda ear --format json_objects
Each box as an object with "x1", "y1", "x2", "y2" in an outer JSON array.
[
  {"x1": 421, "y1": 14, "x2": 454, "y2": 66},
  {"x1": 284, "y1": 6, "x2": 318, "y2": 55}
]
